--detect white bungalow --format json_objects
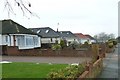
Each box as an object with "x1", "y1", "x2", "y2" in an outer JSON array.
[
  {"x1": 0, "y1": 19, "x2": 41, "y2": 49},
  {"x1": 74, "y1": 33, "x2": 89, "y2": 44},
  {"x1": 30, "y1": 27, "x2": 60, "y2": 48},
  {"x1": 58, "y1": 31, "x2": 78, "y2": 46}
]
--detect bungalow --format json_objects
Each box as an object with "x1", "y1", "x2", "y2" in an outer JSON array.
[
  {"x1": 0, "y1": 19, "x2": 41, "y2": 49},
  {"x1": 58, "y1": 31, "x2": 78, "y2": 46},
  {"x1": 30, "y1": 27, "x2": 60, "y2": 48},
  {"x1": 84, "y1": 34, "x2": 96, "y2": 44},
  {"x1": 74, "y1": 33, "x2": 89, "y2": 44}
]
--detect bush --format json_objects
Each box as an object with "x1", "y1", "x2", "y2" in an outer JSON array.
[
  {"x1": 52, "y1": 44, "x2": 61, "y2": 50},
  {"x1": 69, "y1": 40, "x2": 79, "y2": 49},
  {"x1": 48, "y1": 64, "x2": 85, "y2": 79},
  {"x1": 60, "y1": 39, "x2": 66, "y2": 49},
  {"x1": 107, "y1": 39, "x2": 115, "y2": 48},
  {"x1": 80, "y1": 41, "x2": 90, "y2": 48},
  {"x1": 113, "y1": 40, "x2": 117, "y2": 45},
  {"x1": 84, "y1": 41, "x2": 89, "y2": 45},
  {"x1": 108, "y1": 42, "x2": 113, "y2": 48},
  {"x1": 108, "y1": 39, "x2": 117, "y2": 46}
]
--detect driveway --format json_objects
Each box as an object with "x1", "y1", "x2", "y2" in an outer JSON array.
[{"x1": 1, "y1": 56, "x2": 91, "y2": 64}]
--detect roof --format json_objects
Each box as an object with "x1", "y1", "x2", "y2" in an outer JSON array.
[
  {"x1": 74, "y1": 33, "x2": 88, "y2": 39},
  {"x1": 58, "y1": 31, "x2": 77, "y2": 38},
  {"x1": 0, "y1": 19, "x2": 39, "y2": 36},
  {"x1": 84, "y1": 34, "x2": 96, "y2": 40},
  {"x1": 29, "y1": 27, "x2": 59, "y2": 38}
]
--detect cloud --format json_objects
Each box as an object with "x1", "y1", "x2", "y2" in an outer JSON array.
[{"x1": 0, "y1": 0, "x2": 119, "y2": 37}]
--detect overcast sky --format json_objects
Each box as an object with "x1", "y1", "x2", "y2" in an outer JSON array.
[{"x1": 0, "y1": 0, "x2": 119, "y2": 37}]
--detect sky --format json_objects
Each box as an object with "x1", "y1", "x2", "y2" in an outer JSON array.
[{"x1": 0, "y1": 0, "x2": 119, "y2": 37}]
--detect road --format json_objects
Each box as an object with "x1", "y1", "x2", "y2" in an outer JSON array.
[
  {"x1": 98, "y1": 44, "x2": 119, "y2": 79},
  {"x1": 1, "y1": 56, "x2": 91, "y2": 64}
]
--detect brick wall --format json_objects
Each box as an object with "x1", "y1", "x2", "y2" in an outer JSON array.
[
  {"x1": 79, "y1": 58, "x2": 103, "y2": 79},
  {"x1": 1, "y1": 45, "x2": 92, "y2": 57}
]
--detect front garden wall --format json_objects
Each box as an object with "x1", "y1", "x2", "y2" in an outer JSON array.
[{"x1": 1, "y1": 46, "x2": 92, "y2": 57}]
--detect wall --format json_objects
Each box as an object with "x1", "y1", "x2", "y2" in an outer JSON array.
[
  {"x1": 2, "y1": 46, "x2": 92, "y2": 57},
  {"x1": 78, "y1": 43, "x2": 107, "y2": 79},
  {"x1": 99, "y1": 43, "x2": 106, "y2": 58},
  {"x1": 79, "y1": 58, "x2": 103, "y2": 79}
]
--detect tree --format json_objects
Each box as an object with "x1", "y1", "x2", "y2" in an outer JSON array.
[
  {"x1": 3, "y1": 0, "x2": 39, "y2": 18},
  {"x1": 108, "y1": 33, "x2": 115, "y2": 39},
  {"x1": 94, "y1": 32, "x2": 115, "y2": 43}
]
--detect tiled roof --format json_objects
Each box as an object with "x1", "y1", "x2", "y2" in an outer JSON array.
[
  {"x1": 74, "y1": 33, "x2": 88, "y2": 39},
  {"x1": 84, "y1": 34, "x2": 95, "y2": 40},
  {"x1": 30, "y1": 27, "x2": 59, "y2": 38},
  {"x1": 58, "y1": 31, "x2": 77, "y2": 38},
  {"x1": 0, "y1": 19, "x2": 38, "y2": 35}
]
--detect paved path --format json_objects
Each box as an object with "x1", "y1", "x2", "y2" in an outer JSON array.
[
  {"x1": 1, "y1": 56, "x2": 91, "y2": 64},
  {"x1": 98, "y1": 44, "x2": 119, "y2": 79}
]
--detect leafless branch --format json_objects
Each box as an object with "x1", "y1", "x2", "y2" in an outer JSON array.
[{"x1": 4, "y1": 0, "x2": 40, "y2": 19}]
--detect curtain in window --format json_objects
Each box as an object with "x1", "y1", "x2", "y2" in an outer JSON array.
[
  {"x1": 33, "y1": 36, "x2": 39, "y2": 46},
  {"x1": 26, "y1": 36, "x2": 34, "y2": 46},
  {"x1": 17, "y1": 35, "x2": 25, "y2": 47}
]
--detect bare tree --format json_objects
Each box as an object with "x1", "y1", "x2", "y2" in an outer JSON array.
[
  {"x1": 108, "y1": 33, "x2": 115, "y2": 39},
  {"x1": 3, "y1": 0, "x2": 40, "y2": 18},
  {"x1": 94, "y1": 32, "x2": 115, "y2": 43}
]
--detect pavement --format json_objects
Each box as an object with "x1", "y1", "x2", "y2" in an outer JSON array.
[{"x1": 98, "y1": 44, "x2": 119, "y2": 79}]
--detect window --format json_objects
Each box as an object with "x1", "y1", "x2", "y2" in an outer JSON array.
[
  {"x1": 37, "y1": 30, "x2": 41, "y2": 33},
  {"x1": 5, "y1": 36, "x2": 8, "y2": 43},
  {"x1": 45, "y1": 30, "x2": 49, "y2": 33},
  {"x1": 67, "y1": 32, "x2": 69, "y2": 34},
  {"x1": 17, "y1": 35, "x2": 25, "y2": 47},
  {"x1": 33, "y1": 37, "x2": 39, "y2": 46},
  {"x1": 26, "y1": 36, "x2": 34, "y2": 46}
]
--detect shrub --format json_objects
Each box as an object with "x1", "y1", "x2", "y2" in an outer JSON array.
[
  {"x1": 107, "y1": 39, "x2": 115, "y2": 48},
  {"x1": 108, "y1": 39, "x2": 117, "y2": 46},
  {"x1": 52, "y1": 44, "x2": 61, "y2": 50},
  {"x1": 60, "y1": 39, "x2": 66, "y2": 49},
  {"x1": 69, "y1": 40, "x2": 79, "y2": 49},
  {"x1": 108, "y1": 42, "x2": 113, "y2": 48},
  {"x1": 48, "y1": 64, "x2": 85, "y2": 79},
  {"x1": 113, "y1": 40, "x2": 117, "y2": 45},
  {"x1": 84, "y1": 41, "x2": 89, "y2": 45},
  {"x1": 80, "y1": 41, "x2": 90, "y2": 48}
]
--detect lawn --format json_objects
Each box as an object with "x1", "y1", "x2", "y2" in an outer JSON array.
[{"x1": 2, "y1": 62, "x2": 68, "y2": 78}]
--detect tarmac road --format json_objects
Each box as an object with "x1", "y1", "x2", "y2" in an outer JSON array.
[{"x1": 1, "y1": 56, "x2": 91, "y2": 64}]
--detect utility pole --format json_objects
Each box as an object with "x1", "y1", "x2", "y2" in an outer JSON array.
[{"x1": 57, "y1": 22, "x2": 59, "y2": 32}]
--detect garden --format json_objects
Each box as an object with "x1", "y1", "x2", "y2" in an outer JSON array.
[
  {"x1": 1, "y1": 39, "x2": 117, "y2": 79},
  {"x1": 2, "y1": 62, "x2": 68, "y2": 78}
]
